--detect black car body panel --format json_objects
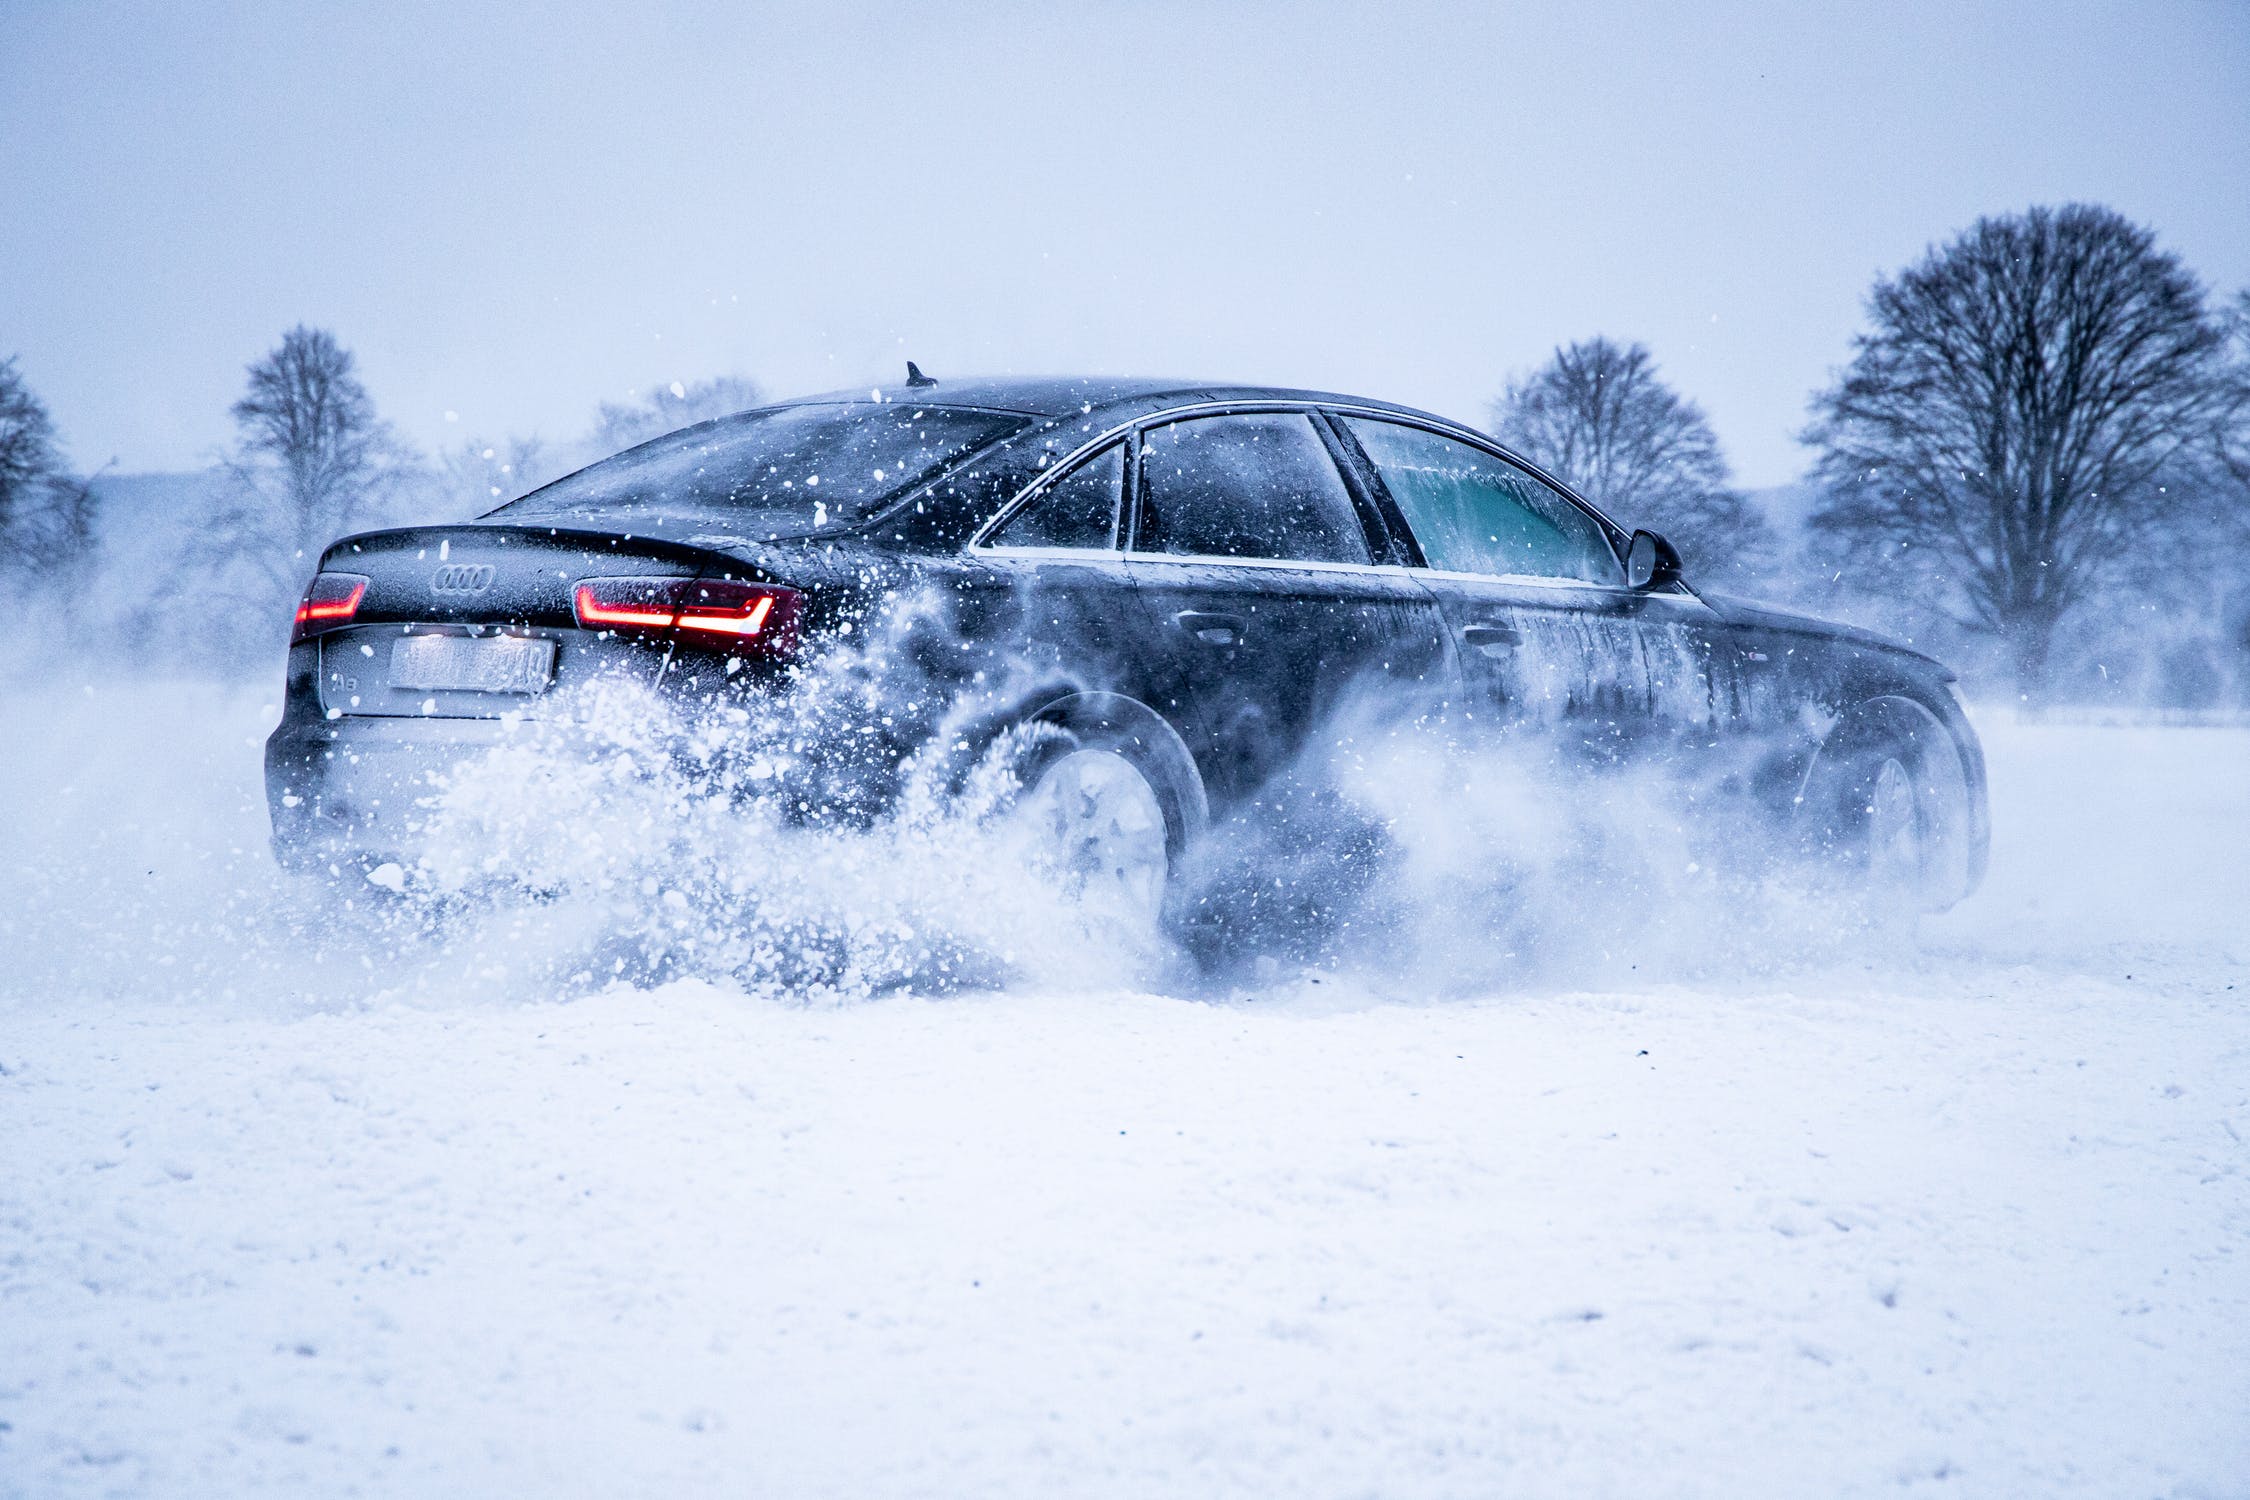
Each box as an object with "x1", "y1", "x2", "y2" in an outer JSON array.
[{"x1": 267, "y1": 375, "x2": 1990, "y2": 907}]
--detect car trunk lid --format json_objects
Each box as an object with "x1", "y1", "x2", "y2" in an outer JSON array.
[{"x1": 309, "y1": 523, "x2": 788, "y2": 718}]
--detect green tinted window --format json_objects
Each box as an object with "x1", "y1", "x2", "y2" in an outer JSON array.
[{"x1": 1342, "y1": 418, "x2": 1618, "y2": 584}]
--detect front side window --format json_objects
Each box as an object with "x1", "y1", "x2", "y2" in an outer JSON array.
[
  {"x1": 1134, "y1": 413, "x2": 1371, "y2": 565},
  {"x1": 1341, "y1": 417, "x2": 1619, "y2": 584},
  {"x1": 986, "y1": 443, "x2": 1121, "y2": 550}
]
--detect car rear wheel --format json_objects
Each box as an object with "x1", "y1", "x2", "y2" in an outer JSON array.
[
  {"x1": 1015, "y1": 745, "x2": 1172, "y2": 924},
  {"x1": 988, "y1": 699, "x2": 1205, "y2": 930}
]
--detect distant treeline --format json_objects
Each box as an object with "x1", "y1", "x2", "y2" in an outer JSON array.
[
  {"x1": 0, "y1": 331, "x2": 763, "y2": 671},
  {"x1": 4, "y1": 202, "x2": 2248, "y2": 705}
]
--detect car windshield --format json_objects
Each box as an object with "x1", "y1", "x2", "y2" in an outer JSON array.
[{"x1": 491, "y1": 402, "x2": 1028, "y2": 532}]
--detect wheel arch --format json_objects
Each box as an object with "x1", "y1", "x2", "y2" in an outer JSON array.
[
  {"x1": 1797, "y1": 690, "x2": 1984, "y2": 910},
  {"x1": 940, "y1": 683, "x2": 1209, "y2": 859},
  {"x1": 1019, "y1": 689, "x2": 1210, "y2": 858}
]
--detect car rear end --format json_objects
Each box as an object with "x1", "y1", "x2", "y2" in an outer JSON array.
[
  {"x1": 265, "y1": 523, "x2": 808, "y2": 870},
  {"x1": 264, "y1": 396, "x2": 1041, "y2": 873}
]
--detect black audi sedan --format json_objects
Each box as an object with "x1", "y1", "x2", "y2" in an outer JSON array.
[{"x1": 266, "y1": 374, "x2": 1987, "y2": 922}]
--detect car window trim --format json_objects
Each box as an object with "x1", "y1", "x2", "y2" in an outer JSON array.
[
  {"x1": 1120, "y1": 550, "x2": 1425, "y2": 580},
  {"x1": 981, "y1": 543, "x2": 1130, "y2": 560},
  {"x1": 1121, "y1": 425, "x2": 1145, "y2": 554},
  {"x1": 964, "y1": 397, "x2": 1605, "y2": 569},
  {"x1": 966, "y1": 429, "x2": 1135, "y2": 552},
  {"x1": 1414, "y1": 566, "x2": 1642, "y2": 594}
]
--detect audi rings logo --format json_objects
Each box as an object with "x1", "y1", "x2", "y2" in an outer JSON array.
[{"x1": 431, "y1": 563, "x2": 496, "y2": 593}]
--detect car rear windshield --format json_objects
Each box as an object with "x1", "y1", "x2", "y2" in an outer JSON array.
[{"x1": 491, "y1": 402, "x2": 1028, "y2": 531}]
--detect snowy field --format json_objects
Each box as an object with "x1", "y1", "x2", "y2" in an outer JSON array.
[{"x1": 1, "y1": 681, "x2": 2245, "y2": 1498}]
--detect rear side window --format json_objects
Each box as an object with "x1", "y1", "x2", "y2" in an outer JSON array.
[
  {"x1": 1134, "y1": 414, "x2": 1371, "y2": 565},
  {"x1": 1342, "y1": 417, "x2": 1619, "y2": 584},
  {"x1": 987, "y1": 444, "x2": 1121, "y2": 550}
]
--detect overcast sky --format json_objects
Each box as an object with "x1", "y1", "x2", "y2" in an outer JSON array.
[{"x1": 4, "y1": 0, "x2": 2246, "y2": 486}]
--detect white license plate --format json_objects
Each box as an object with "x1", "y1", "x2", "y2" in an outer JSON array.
[{"x1": 388, "y1": 634, "x2": 556, "y2": 694}]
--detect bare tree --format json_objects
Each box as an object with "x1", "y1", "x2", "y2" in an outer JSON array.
[
  {"x1": 0, "y1": 357, "x2": 61, "y2": 516},
  {"x1": 198, "y1": 326, "x2": 413, "y2": 630},
  {"x1": 2217, "y1": 289, "x2": 2250, "y2": 499},
  {"x1": 1490, "y1": 337, "x2": 1777, "y2": 589},
  {"x1": 440, "y1": 433, "x2": 556, "y2": 516},
  {"x1": 429, "y1": 375, "x2": 764, "y2": 522},
  {"x1": 1804, "y1": 205, "x2": 2243, "y2": 698},
  {"x1": 591, "y1": 374, "x2": 762, "y2": 453},
  {"x1": 0, "y1": 355, "x2": 99, "y2": 583},
  {"x1": 0, "y1": 356, "x2": 64, "y2": 562}
]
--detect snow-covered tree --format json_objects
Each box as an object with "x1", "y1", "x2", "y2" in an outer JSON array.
[
  {"x1": 192, "y1": 326, "x2": 416, "y2": 650},
  {"x1": 440, "y1": 433, "x2": 557, "y2": 516},
  {"x1": 1804, "y1": 205, "x2": 2243, "y2": 699},
  {"x1": 1490, "y1": 337, "x2": 1777, "y2": 591},
  {"x1": 0, "y1": 355, "x2": 99, "y2": 584}
]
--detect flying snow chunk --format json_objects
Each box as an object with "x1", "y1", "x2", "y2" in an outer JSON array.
[
  {"x1": 670, "y1": 381, "x2": 686, "y2": 398},
  {"x1": 366, "y1": 863, "x2": 406, "y2": 893}
]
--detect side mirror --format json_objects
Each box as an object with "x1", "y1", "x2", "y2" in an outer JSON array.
[{"x1": 1626, "y1": 529, "x2": 1684, "y2": 591}]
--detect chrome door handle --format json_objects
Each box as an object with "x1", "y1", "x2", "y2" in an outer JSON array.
[
  {"x1": 1461, "y1": 623, "x2": 1522, "y2": 655},
  {"x1": 1172, "y1": 610, "x2": 1246, "y2": 646}
]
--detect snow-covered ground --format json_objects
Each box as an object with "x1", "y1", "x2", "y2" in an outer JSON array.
[{"x1": 1, "y1": 682, "x2": 2245, "y2": 1497}]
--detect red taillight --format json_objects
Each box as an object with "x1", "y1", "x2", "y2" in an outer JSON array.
[
  {"x1": 291, "y1": 573, "x2": 369, "y2": 643},
  {"x1": 572, "y1": 577, "x2": 803, "y2": 656}
]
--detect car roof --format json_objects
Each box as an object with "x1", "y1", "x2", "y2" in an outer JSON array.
[{"x1": 770, "y1": 375, "x2": 1455, "y2": 432}]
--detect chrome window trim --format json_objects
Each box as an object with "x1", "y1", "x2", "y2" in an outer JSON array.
[
  {"x1": 1120, "y1": 550, "x2": 1423, "y2": 581},
  {"x1": 966, "y1": 420, "x2": 1142, "y2": 550},
  {"x1": 974, "y1": 546, "x2": 1427, "y2": 583},
  {"x1": 963, "y1": 395, "x2": 1632, "y2": 578},
  {"x1": 1412, "y1": 566, "x2": 1635, "y2": 594},
  {"x1": 978, "y1": 543, "x2": 1127, "y2": 560},
  {"x1": 1415, "y1": 566, "x2": 1708, "y2": 610}
]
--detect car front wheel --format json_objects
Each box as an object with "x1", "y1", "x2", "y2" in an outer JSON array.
[{"x1": 1801, "y1": 697, "x2": 1972, "y2": 915}]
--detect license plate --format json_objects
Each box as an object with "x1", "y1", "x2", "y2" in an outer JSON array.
[{"x1": 388, "y1": 634, "x2": 556, "y2": 694}]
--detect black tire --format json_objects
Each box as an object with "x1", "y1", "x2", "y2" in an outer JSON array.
[
  {"x1": 987, "y1": 694, "x2": 1208, "y2": 921},
  {"x1": 1799, "y1": 697, "x2": 1971, "y2": 913}
]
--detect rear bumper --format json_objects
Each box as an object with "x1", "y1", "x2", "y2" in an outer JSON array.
[{"x1": 265, "y1": 709, "x2": 513, "y2": 870}]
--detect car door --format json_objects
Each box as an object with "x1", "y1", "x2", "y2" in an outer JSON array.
[
  {"x1": 956, "y1": 439, "x2": 1155, "y2": 708},
  {"x1": 1120, "y1": 409, "x2": 1452, "y2": 807},
  {"x1": 1330, "y1": 413, "x2": 1725, "y2": 764}
]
